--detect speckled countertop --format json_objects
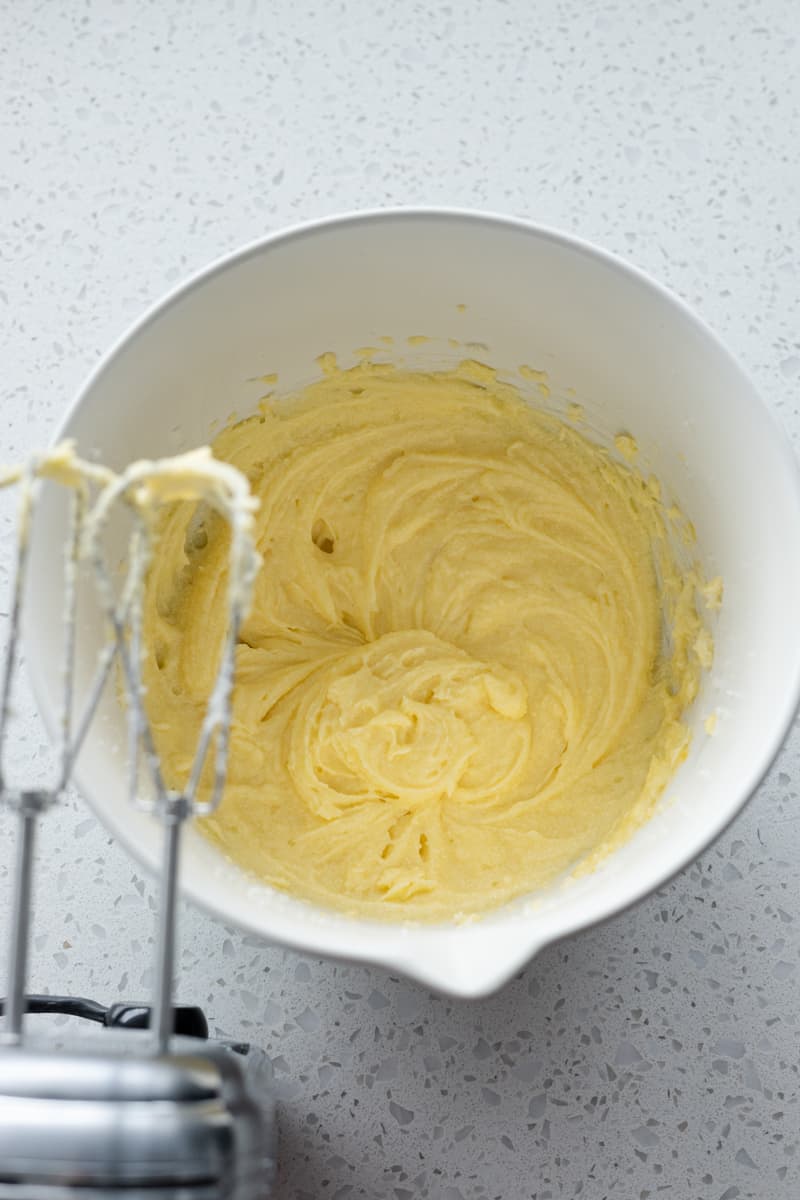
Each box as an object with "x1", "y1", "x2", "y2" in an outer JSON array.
[{"x1": 1, "y1": 1, "x2": 799, "y2": 1197}]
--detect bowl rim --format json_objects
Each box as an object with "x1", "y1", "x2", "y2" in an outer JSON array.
[{"x1": 30, "y1": 205, "x2": 800, "y2": 997}]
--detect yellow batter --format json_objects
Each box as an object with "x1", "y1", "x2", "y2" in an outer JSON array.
[{"x1": 142, "y1": 358, "x2": 711, "y2": 920}]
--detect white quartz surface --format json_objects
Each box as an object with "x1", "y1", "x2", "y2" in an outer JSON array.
[{"x1": 1, "y1": 1, "x2": 799, "y2": 1196}]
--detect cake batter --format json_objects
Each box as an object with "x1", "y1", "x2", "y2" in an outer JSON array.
[{"x1": 142, "y1": 358, "x2": 711, "y2": 919}]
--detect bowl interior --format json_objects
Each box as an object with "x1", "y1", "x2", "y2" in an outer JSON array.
[{"x1": 24, "y1": 212, "x2": 800, "y2": 996}]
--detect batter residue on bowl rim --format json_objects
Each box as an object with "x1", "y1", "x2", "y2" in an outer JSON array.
[{"x1": 142, "y1": 356, "x2": 717, "y2": 920}]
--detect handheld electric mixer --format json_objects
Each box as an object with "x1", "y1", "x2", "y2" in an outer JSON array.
[{"x1": 0, "y1": 443, "x2": 277, "y2": 1197}]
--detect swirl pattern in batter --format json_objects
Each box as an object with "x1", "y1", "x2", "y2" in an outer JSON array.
[{"x1": 142, "y1": 357, "x2": 710, "y2": 919}]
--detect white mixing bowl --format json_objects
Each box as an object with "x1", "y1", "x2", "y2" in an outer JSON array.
[{"x1": 25, "y1": 210, "x2": 800, "y2": 997}]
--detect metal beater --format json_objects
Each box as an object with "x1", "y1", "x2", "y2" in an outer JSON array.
[{"x1": 0, "y1": 443, "x2": 277, "y2": 1197}]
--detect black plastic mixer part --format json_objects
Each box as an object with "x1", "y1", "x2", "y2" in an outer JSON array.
[{"x1": 0, "y1": 994, "x2": 209, "y2": 1038}]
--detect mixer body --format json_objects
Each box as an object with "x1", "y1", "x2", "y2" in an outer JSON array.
[{"x1": 0, "y1": 1032, "x2": 277, "y2": 1198}]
